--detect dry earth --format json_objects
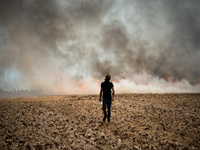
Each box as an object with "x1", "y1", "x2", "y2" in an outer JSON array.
[{"x1": 0, "y1": 93, "x2": 200, "y2": 150}]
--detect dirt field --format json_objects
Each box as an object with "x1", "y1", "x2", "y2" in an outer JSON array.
[{"x1": 0, "y1": 93, "x2": 200, "y2": 150}]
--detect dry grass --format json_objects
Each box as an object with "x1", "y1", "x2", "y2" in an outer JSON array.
[{"x1": 0, "y1": 93, "x2": 200, "y2": 149}]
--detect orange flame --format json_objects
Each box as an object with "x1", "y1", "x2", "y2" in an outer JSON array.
[
  {"x1": 196, "y1": 77, "x2": 200, "y2": 86},
  {"x1": 71, "y1": 78, "x2": 88, "y2": 93},
  {"x1": 164, "y1": 75, "x2": 175, "y2": 85},
  {"x1": 110, "y1": 75, "x2": 114, "y2": 82},
  {"x1": 93, "y1": 77, "x2": 100, "y2": 84},
  {"x1": 55, "y1": 83, "x2": 67, "y2": 94},
  {"x1": 79, "y1": 81, "x2": 87, "y2": 92}
]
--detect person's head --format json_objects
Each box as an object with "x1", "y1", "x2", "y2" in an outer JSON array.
[{"x1": 105, "y1": 75, "x2": 111, "y2": 82}]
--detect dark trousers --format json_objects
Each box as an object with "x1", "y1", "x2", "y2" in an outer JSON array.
[{"x1": 103, "y1": 98, "x2": 112, "y2": 119}]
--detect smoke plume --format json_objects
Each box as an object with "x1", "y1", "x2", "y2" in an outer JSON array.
[{"x1": 0, "y1": 0, "x2": 200, "y2": 94}]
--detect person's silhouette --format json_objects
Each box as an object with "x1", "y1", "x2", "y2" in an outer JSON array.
[{"x1": 99, "y1": 75, "x2": 115, "y2": 122}]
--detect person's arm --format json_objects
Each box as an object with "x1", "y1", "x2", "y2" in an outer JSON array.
[
  {"x1": 99, "y1": 87, "x2": 103, "y2": 102},
  {"x1": 111, "y1": 87, "x2": 115, "y2": 101}
]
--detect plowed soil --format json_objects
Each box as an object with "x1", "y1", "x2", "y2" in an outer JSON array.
[{"x1": 0, "y1": 93, "x2": 200, "y2": 150}]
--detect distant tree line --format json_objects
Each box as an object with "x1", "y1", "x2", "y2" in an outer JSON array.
[{"x1": 0, "y1": 88, "x2": 38, "y2": 93}]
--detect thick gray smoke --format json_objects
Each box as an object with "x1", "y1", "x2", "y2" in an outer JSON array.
[{"x1": 0, "y1": 0, "x2": 200, "y2": 94}]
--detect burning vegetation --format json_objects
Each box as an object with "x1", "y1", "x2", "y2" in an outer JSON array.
[
  {"x1": 0, "y1": 1, "x2": 200, "y2": 148},
  {"x1": 0, "y1": 0, "x2": 200, "y2": 94}
]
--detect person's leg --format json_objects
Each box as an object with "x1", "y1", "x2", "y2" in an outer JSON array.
[
  {"x1": 107, "y1": 98, "x2": 112, "y2": 122},
  {"x1": 103, "y1": 98, "x2": 107, "y2": 121}
]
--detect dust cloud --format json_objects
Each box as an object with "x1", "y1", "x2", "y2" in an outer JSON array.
[{"x1": 0, "y1": 0, "x2": 200, "y2": 95}]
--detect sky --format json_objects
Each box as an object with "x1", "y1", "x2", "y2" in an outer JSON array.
[{"x1": 0, "y1": 0, "x2": 200, "y2": 94}]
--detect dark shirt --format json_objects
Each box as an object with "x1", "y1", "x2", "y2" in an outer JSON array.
[{"x1": 101, "y1": 81, "x2": 114, "y2": 99}]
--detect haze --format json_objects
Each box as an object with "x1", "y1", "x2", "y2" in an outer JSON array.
[{"x1": 0, "y1": 0, "x2": 200, "y2": 94}]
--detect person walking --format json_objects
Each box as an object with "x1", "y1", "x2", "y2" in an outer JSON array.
[{"x1": 99, "y1": 75, "x2": 115, "y2": 122}]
